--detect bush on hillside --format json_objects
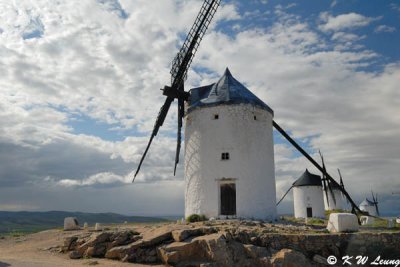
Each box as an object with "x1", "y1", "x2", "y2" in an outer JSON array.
[{"x1": 186, "y1": 214, "x2": 207, "y2": 223}]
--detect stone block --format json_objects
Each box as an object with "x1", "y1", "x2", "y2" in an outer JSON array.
[
  {"x1": 64, "y1": 217, "x2": 80, "y2": 231},
  {"x1": 95, "y1": 223, "x2": 102, "y2": 231},
  {"x1": 327, "y1": 213, "x2": 359, "y2": 233},
  {"x1": 360, "y1": 216, "x2": 375, "y2": 225}
]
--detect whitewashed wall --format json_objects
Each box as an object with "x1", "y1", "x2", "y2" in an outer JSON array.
[
  {"x1": 293, "y1": 186, "x2": 325, "y2": 218},
  {"x1": 184, "y1": 104, "x2": 276, "y2": 220},
  {"x1": 324, "y1": 189, "x2": 346, "y2": 210}
]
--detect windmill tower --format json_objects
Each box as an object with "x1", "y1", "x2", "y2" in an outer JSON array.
[
  {"x1": 184, "y1": 68, "x2": 276, "y2": 220},
  {"x1": 359, "y1": 192, "x2": 380, "y2": 217},
  {"x1": 292, "y1": 169, "x2": 325, "y2": 218}
]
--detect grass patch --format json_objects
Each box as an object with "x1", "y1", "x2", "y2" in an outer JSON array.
[
  {"x1": 306, "y1": 218, "x2": 326, "y2": 226},
  {"x1": 280, "y1": 216, "x2": 328, "y2": 226},
  {"x1": 0, "y1": 230, "x2": 35, "y2": 238},
  {"x1": 362, "y1": 218, "x2": 400, "y2": 229},
  {"x1": 370, "y1": 218, "x2": 389, "y2": 227},
  {"x1": 7, "y1": 231, "x2": 29, "y2": 237},
  {"x1": 325, "y1": 209, "x2": 350, "y2": 218},
  {"x1": 280, "y1": 216, "x2": 304, "y2": 223},
  {"x1": 0, "y1": 224, "x2": 54, "y2": 237},
  {"x1": 186, "y1": 214, "x2": 207, "y2": 223}
]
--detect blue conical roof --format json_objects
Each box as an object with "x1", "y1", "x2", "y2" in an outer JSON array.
[{"x1": 188, "y1": 68, "x2": 273, "y2": 114}]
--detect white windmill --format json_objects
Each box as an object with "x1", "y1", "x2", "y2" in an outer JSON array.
[
  {"x1": 184, "y1": 68, "x2": 276, "y2": 220},
  {"x1": 133, "y1": 0, "x2": 368, "y2": 222},
  {"x1": 292, "y1": 169, "x2": 325, "y2": 219},
  {"x1": 359, "y1": 192, "x2": 380, "y2": 217}
]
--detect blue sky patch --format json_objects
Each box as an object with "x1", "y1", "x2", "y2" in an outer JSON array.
[
  {"x1": 97, "y1": 0, "x2": 128, "y2": 19},
  {"x1": 67, "y1": 114, "x2": 127, "y2": 141},
  {"x1": 22, "y1": 17, "x2": 44, "y2": 40}
]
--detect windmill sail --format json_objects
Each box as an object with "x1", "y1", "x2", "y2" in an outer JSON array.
[
  {"x1": 319, "y1": 150, "x2": 336, "y2": 207},
  {"x1": 276, "y1": 186, "x2": 293, "y2": 206},
  {"x1": 371, "y1": 191, "x2": 380, "y2": 216},
  {"x1": 338, "y1": 169, "x2": 350, "y2": 205},
  {"x1": 170, "y1": 0, "x2": 221, "y2": 86},
  {"x1": 133, "y1": 0, "x2": 221, "y2": 181},
  {"x1": 321, "y1": 168, "x2": 330, "y2": 207},
  {"x1": 338, "y1": 169, "x2": 344, "y2": 189}
]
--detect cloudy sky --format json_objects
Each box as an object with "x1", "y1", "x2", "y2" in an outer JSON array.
[{"x1": 0, "y1": 0, "x2": 399, "y2": 217}]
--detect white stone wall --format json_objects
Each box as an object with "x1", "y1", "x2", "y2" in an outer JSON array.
[
  {"x1": 324, "y1": 189, "x2": 346, "y2": 210},
  {"x1": 184, "y1": 104, "x2": 276, "y2": 220},
  {"x1": 293, "y1": 186, "x2": 325, "y2": 218}
]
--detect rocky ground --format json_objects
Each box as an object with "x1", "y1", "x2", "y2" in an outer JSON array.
[
  {"x1": 0, "y1": 225, "x2": 163, "y2": 267},
  {"x1": 1, "y1": 220, "x2": 399, "y2": 267}
]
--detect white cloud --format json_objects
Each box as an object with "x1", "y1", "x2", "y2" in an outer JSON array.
[
  {"x1": 58, "y1": 172, "x2": 127, "y2": 187},
  {"x1": 374, "y1": 25, "x2": 396, "y2": 33},
  {"x1": 390, "y1": 3, "x2": 400, "y2": 13},
  {"x1": 319, "y1": 12, "x2": 380, "y2": 32},
  {"x1": 331, "y1": 31, "x2": 366, "y2": 42}
]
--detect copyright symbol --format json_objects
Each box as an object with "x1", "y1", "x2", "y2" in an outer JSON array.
[{"x1": 327, "y1": 255, "x2": 337, "y2": 265}]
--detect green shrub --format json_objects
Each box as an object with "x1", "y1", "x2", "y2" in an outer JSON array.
[{"x1": 186, "y1": 214, "x2": 207, "y2": 223}]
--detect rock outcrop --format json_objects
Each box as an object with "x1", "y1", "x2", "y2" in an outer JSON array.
[{"x1": 61, "y1": 220, "x2": 400, "y2": 266}]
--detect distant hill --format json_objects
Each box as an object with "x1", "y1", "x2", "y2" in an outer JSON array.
[{"x1": 0, "y1": 211, "x2": 168, "y2": 235}]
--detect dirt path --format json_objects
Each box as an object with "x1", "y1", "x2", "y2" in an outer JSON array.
[{"x1": 0, "y1": 229, "x2": 163, "y2": 267}]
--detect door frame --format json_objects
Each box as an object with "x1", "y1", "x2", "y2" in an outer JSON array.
[
  {"x1": 217, "y1": 178, "x2": 237, "y2": 217},
  {"x1": 306, "y1": 207, "x2": 313, "y2": 218}
]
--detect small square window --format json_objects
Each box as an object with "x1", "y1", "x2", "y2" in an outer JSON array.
[
  {"x1": 253, "y1": 115, "x2": 257, "y2": 120},
  {"x1": 214, "y1": 114, "x2": 219, "y2": 120},
  {"x1": 221, "y1": 152, "x2": 230, "y2": 160}
]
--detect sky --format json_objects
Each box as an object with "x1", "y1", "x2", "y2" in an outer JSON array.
[{"x1": 0, "y1": 0, "x2": 399, "y2": 217}]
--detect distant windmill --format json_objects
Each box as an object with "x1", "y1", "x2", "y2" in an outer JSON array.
[
  {"x1": 371, "y1": 191, "x2": 380, "y2": 216},
  {"x1": 359, "y1": 191, "x2": 380, "y2": 217},
  {"x1": 276, "y1": 152, "x2": 346, "y2": 213},
  {"x1": 273, "y1": 123, "x2": 366, "y2": 216},
  {"x1": 278, "y1": 169, "x2": 326, "y2": 219}
]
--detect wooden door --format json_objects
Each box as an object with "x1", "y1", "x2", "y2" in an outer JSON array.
[
  {"x1": 220, "y1": 183, "x2": 236, "y2": 215},
  {"x1": 306, "y1": 207, "x2": 313, "y2": 218}
]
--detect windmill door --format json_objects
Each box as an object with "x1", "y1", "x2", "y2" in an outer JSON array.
[
  {"x1": 220, "y1": 183, "x2": 236, "y2": 215},
  {"x1": 306, "y1": 207, "x2": 313, "y2": 218}
]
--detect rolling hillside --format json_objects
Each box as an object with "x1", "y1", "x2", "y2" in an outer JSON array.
[{"x1": 0, "y1": 211, "x2": 168, "y2": 235}]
